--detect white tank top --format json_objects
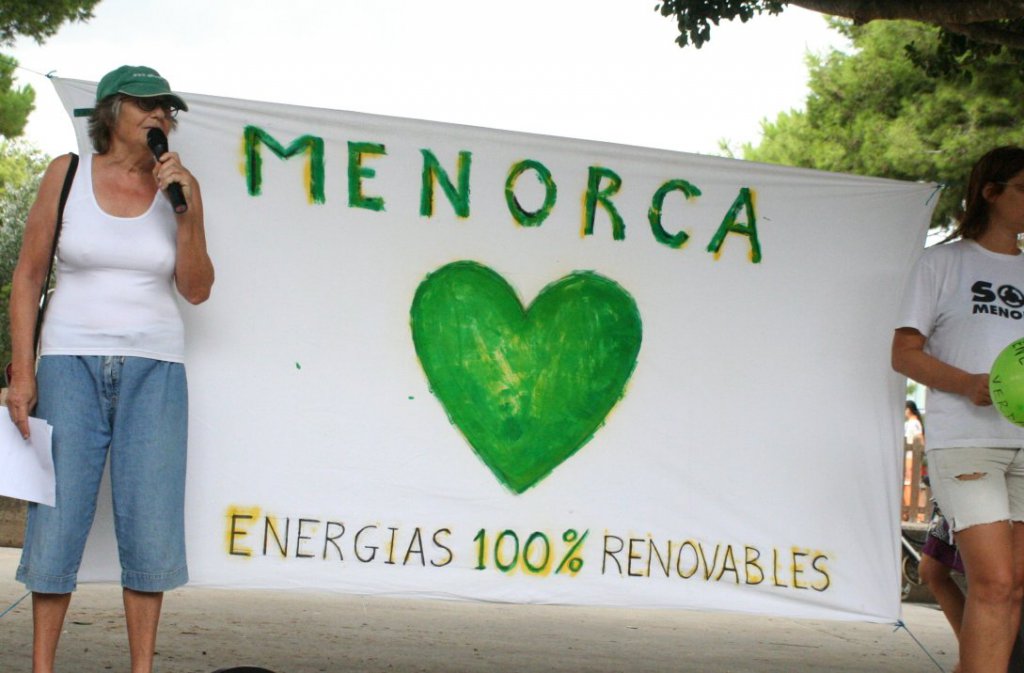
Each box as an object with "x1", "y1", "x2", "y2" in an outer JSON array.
[{"x1": 40, "y1": 154, "x2": 185, "y2": 362}]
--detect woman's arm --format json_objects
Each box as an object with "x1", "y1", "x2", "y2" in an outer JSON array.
[
  {"x1": 153, "y1": 151, "x2": 214, "y2": 304},
  {"x1": 6, "y1": 155, "x2": 74, "y2": 438},
  {"x1": 892, "y1": 326, "x2": 991, "y2": 406}
]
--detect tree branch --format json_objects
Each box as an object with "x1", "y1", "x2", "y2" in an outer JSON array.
[
  {"x1": 942, "y1": 20, "x2": 1024, "y2": 48},
  {"x1": 789, "y1": 0, "x2": 1024, "y2": 25}
]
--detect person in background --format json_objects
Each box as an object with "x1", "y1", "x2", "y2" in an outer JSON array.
[
  {"x1": 892, "y1": 145, "x2": 1024, "y2": 673},
  {"x1": 906, "y1": 400, "x2": 966, "y2": 670},
  {"x1": 905, "y1": 400, "x2": 925, "y2": 444},
  {"x1": 904, "y1": 400, "x2": 926, "y2": 502},
  {"x1": 6, "y1": 65, "x2": 213, "y2": 673},
  {"x1": 919, "y1": 506, "x2": 966, "y2": 673}
]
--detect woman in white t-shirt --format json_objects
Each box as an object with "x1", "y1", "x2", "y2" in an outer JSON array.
[{"x1": 893, "y1": 146, "x2": 1024, "y2": 673}]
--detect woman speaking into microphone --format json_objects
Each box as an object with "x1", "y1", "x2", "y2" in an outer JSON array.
[{"x1": 7, "y1": 65, "x2": 214, "y2": 673}]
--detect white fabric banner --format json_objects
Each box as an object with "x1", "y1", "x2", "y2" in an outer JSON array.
[{"x1": 53, "y1": 77, "x2": 934, "y2": 623}]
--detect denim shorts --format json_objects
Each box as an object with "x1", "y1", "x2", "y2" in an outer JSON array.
[
  {"x1": 16, "y1": 355, "x2": 189, "y2": 593},
  {"x1": 927, "y1": 446, "x2": 1024, "y2": 532}
]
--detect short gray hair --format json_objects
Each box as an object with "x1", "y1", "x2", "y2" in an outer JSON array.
[{"x1": 87, "y1": 95, "x2": 178, "y2": 154}]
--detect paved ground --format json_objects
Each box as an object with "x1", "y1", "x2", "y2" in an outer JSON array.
[{"x1": 0, "y1": 547, "x2": 959, "y2": 673}]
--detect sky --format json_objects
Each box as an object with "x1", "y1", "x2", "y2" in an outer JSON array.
[{"x1": 5, "y1": 0, "x2": 849, "y2": 159}]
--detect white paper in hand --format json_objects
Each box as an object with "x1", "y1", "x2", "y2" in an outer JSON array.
[{"x1": 0, "y1": 417, "x2": 55, "y2": 506}]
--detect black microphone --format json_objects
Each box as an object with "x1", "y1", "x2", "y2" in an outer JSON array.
[{"x1": 146, "y1": 128, "x2": 188, "y2": 214}]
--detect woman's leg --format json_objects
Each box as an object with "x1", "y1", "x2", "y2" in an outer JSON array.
[
  {"x1": 927, "y1": 448, "x2": 1024, "y2": 672},
  {"x1": 109, "y1": 358, "x2": 189, "y2": 673},
  {"x1": 954, "y1": 521, "x2": 1023, "y2": 673},
  {"x1": 123, "y1": 588, "x2": 163, "y2": 673},
  {"x1": 17, "y1": 357, "x2": 113, "y2": 672},
  {"x1": 31, "y1": 592, "x2": 71, "y2": 673},
  {"x1": 919, "y1": 553, "x2": 965, "y2": 638}
]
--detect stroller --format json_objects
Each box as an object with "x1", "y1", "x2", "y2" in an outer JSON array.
[
  {"x1": 900, "y1": 499, "x2": 966, "y2": 602},
  {"x1": 900, "y1": 524, "x2": 927, "y2": 600}
]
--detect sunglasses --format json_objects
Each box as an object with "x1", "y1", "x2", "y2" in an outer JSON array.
[{"x1": 126, "y1": 96, "x2": 180, "y2": 118}]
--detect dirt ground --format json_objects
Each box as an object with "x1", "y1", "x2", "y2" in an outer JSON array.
[
  {"x1": 0, "y1": 546, "x2": 961, "y2": 673},
  {"x1": 0, "y1": 496, "x2": 25, "y2": 548}
]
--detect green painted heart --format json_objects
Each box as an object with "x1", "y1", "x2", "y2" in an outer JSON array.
[{"x1": 410, "y1": 261, "x2": 642, "y2": 494}]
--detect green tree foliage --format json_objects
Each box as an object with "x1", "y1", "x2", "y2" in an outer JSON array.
[
  {"x1": 0, "y1": 0, "x2": 100, "y2": 139},
  {"x1": 0, "y1": 0, "x2": 100, "y2": 46},
  {"x1": 656, "y1": 0, "x2": 785, "y2": 48},
  {"x1": 0, "y1": 140, "x2": 47, "y2": 366},
  {"x1": 0, "y1": 131, "x2": 45, "y2": 192},
  {"x1": 656, "y1": 1, "x2": 1024, "y2": 51},
  {"x1": 0, "y1": 55, "x2": 33, "y2": 138},
  {"x1": 742, "y1": 19, "x2": 1024, "y2": 228}
]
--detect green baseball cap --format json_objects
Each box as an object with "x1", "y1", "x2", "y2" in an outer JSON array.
[{"x1": 74, "y1": 65, "x2": 188, "y2": 117}]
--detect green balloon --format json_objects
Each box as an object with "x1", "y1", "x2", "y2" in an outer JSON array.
[{"x1": 991, "y1": 338, "x2": 1024, "y2": 427}]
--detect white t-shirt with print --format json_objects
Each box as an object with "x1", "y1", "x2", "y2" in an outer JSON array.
[{"x1": 896, "y1": 239, "x2": 1024, "y2": 449}]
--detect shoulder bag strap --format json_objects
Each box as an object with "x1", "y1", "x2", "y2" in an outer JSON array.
[{"x1": 32, "y1": 152, "x2": 79, "y2": 353}]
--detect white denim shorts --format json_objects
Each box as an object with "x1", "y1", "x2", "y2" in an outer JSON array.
[{"x1": 927, "y1": 447, "x2": 1024, "y2": 532}]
